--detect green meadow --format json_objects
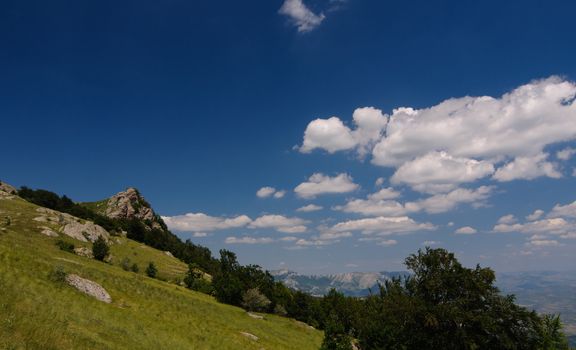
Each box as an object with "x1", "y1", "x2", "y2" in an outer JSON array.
[{"x1": 0, "y1": 195, "x2": 323, "y2": 349}]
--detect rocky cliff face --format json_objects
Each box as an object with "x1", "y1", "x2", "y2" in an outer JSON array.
[{"x1": 104, "y1": 188, "x2": 164, "y2": 230}]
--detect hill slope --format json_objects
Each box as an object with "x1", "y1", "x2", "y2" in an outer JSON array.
[{"x1": 0, "y1": 188, "x2": 323, "y2": 349}]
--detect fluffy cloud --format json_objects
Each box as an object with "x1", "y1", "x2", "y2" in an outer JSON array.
[
  {"x1": 391, "y1": 151, "x2": 495, "y2": 193},
  {"x1": 225, "y1": 236, "x2": 275, "y2": 245},
  {"x1": 455, "y1": 226, "x2": 477, "y2": 234},
  {"x1": 526, "y1": 209, "x2": 544, "y2": 221},
  {"x1": 300, "y1": 107, "x2": 387, "y2": 155},
  {"x1": 498, "y1": 214, "x2": 518, "y2": 225},
  {"x1": 336, "y1": 186, "x2": 492, "y2": 216},
  {"x1": 249, "y1": 215, "x2": 308, "y2": 233},
  {"x1": 372, "y1": 77, "x2": 576, "y2": 166},
  {"x1": 369, "y1": 187, "x2": 401, "y2": 200},
  {"x1": 300, "y1": 77, "x2": 576, "y2": 189},
  {"x1": 408, "y1": 186, "x2": 493, "y2": 214},
  {"x1": 493, "y1": 153, "x2": 561, "y2": 181},
  {"x1": 162, "y1": 213, "x2": 251, "y2": 232},
  {"x1": 548, "y1": 200, "x2": 576, "y2": 218},
  {"x1": 336, "y1": 198, "x2": 407, "y2": 217},
  {"x1": 294, "y1": 173, "x2": 359, "y2": 199},
  {"x1": 296, "y1": 204, "x2": 323, "y2": 212},
  {"x1": 256, "y1": 187, "x2": 286, "y2": 199},
  {"x1": 330, "y1": 216, "x2": 436, "y2": 235},
  {"x1": 557, "y1": 147, "x2": 576, "y2": 160},
  {"x1": 279, "y1": 0, "x2": 325, "y2": 32}
]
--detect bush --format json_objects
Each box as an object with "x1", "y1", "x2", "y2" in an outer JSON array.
[
  {"x1": 241, "y1": 288, "x2": 271, "y2": 312},
  {"x1": 55, "y1": 239, "x2": 75, "y2": 253},
  {"x1": 131, "y1": 263, "x2": 139, "y2": 273},
  {"x1": 146, "y1": 262, "x2": 157, "y2": 278},
  {"x1": 48, "y1": 266, "x2": 67, "y2": 283},
  {"x1": 121, "y1": 258, "x2": 131, "y2": 271},
  {"x1": 92, "y1": 236, "x2": 109, "y2": 261}
]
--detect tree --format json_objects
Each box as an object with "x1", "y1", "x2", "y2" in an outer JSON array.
[
  {"x1": 184, "y1": 263, "x2": 206, "y2": 291},
  {"x1": 212, "y1": 249, "x2": 243, "y2": 305},
  {"x1": 241, "y1": 288, "x2": 271, "y2": 312},
  {"x1": 92, "y1": 236, "x2": 109, "y2": 261},
  {"x1": 146, "y1": 262, "x2": 157, "y2": 278},
  {"x1": 357, "y1": 248, "x2": 548, "y2": 350}
]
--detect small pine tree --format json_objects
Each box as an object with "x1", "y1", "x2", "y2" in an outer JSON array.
[
  {"x1": 146, "y1": 262, "x2": 157, "y2": 278},
  {"x1": 92, "y1": 236, "x2": 109, "y2": 261}
]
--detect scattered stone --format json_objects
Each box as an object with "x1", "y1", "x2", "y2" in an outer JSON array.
[
  {"x1": 164, "y1": 251, "x2": 174, "y2": 258},
  {"x1": 74, "y1": 247, "x2": 93, "y2": 258},
  {"x1": 247, "y1": 312, "x2": 265, "y2": 320},
  {"x1": 40, "y1": 226, "x2": 58, "y2": 237},
  {"x1": 240, "y1": 332, "x2": 259, "y2": 341},
  {"x1": 65, "y1": 274, "x2": 112, "y2": 303}
]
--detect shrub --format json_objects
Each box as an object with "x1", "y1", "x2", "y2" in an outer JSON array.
[
  {"x1": 92, "y1": 236, "x2": 109, "y2": 261},
  {"x1": 55, "y1": 239, "x2": 75, "y2": 253},
  {"x1": 131, "y1": 263, "x2": 139, "y2": 273},
  {"x1": 241, "y1": 288, "x2": 271, "y2": 312},
  {"x1": 121, "y1": 258, "x2": 131, "y2": 271},
  {"x1": 146, "y1": 262, "x2": 157, "y2": 278},
  {"x1": 48, "y1": 266, "x2": 67, "y2": 283}
]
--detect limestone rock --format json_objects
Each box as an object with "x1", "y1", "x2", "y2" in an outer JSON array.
[
  {"x1": 104, "y1": 188, "x2": 163, "y2": 230},
  {"x1": 62, "y1": 219, "x2": 109, "y2": 242},
  {"x1": 66, "y1": 274, "x2": 112, "y2": 303},
  {"x1": 74, "y1": 247, "x2": 93, "y2": 258},
  {"x1": 34, "y1": 207, "x2": 109, "y2": 242},
  {"x1": 39, "y1": 226, "x2": 58, "y2": 237},
  {"x1": 240, "y1": 332, "x2": 259, "y2": 341},
  {"x1": 0, "y1": 181, "x2": 16, "y2": 195}
]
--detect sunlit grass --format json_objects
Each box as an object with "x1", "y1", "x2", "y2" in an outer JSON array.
[{"x1": 0, "y1": 196, "x2": 323, "y2": 349}]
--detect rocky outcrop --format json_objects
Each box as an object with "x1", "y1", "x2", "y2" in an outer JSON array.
[
  {"x1": 0, "y1": 181, "x2": 16, "y2": 195},
  {"x1": 104, "y1": 188, "x2": 164, "y2": 230},
  {"x1": 66, "y1": 274, "x2": 111, "y2": 303},
  {"x1": 34, "y1": 207, "x2": 109, "y2": 242}
]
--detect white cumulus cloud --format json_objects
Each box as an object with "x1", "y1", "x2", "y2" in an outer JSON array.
[
  {"x1": 279, "y1": 0, "x2": 325, "y2": 33},
  {"x1": 162, "y1": 213, "x2": 251, "y2": 232},
  {"x1": 295, "y1": 173, "x2": 359, "y2": 199},
  {"x1": 296, "y1": 204, "x2": 323, "y2": 212},
  {"x1": 256, "y1": 187, "x2": 286, "y2": 199},
  {"x1": 455, "y1": 226, "x2": 477, "y2": 234},
  {"x1": 249, "y1": 215, "x2": 308, "y2": 233},
  {"x1": 299, "y1": 77, "x2": 576, "y2": 191},
  {"x1": 300, "y1": 107, "x2": 387, "y2": 155},
  {"x1": 225, "y1": 236, "x2": 275, "y2": 245}
]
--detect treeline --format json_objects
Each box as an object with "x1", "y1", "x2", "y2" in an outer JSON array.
[{"x1": 19, "y1": 187, "x2": 571, "y2": 349}]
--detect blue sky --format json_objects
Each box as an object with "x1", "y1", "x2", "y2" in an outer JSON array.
[{"x1": 2, "y1": 0, "x2": 576, "y2": 274}]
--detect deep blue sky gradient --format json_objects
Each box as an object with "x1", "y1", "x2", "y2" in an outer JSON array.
[{"x1": 2, "y1": 0, "x2": 576, "y2": 273}]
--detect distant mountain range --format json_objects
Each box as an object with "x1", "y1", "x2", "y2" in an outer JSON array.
[{"x1": 270, "y1": 269, "x2": 409, "y2": 297}]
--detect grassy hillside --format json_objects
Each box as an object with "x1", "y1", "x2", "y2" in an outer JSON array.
[{"x1": 0, "y1": 194, "x2": 323, "y2": 349}]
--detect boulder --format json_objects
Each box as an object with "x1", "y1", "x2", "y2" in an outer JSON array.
[{"x1": 65, "y1": 274, "x2": 112, "y2": 303}]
